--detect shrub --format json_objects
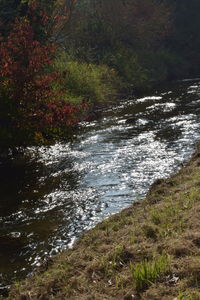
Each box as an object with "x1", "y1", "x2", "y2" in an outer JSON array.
[
  {"x1": 54, "y1": 52, "x2": 119, "y2": 105},
  {"x1": 102, "y1": 45, "x2": 150, "y2": 90},
  {"x1": 0, "y1": 3, "x2": 85, "y2": 149}
]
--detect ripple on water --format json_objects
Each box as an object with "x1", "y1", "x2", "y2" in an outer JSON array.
[
  {"x1": 136, "y1": 96, "x2": 162, "y2": 103},
  {"x1": 1, "y1": 81, "x2": 200, "y2": 291}
]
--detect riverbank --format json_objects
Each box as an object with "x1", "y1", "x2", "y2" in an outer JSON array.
[{"x1": 7, "y1": 141, "x2": 200, "y2": 300}]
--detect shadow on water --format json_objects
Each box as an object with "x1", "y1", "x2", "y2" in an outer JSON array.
[
  {"x1": 0, "y1": 152, "x2": 81, "y2": 292},
  {"x1": 1, "y1": 79, "x2": 200, "y2": 295}
]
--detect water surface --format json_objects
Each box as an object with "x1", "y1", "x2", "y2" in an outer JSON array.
[{"x1": 1, "y1": 80, "x2": 200, "y2": 293}]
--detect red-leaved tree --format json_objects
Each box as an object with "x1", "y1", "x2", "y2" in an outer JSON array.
[{"x1": 0, "y1": 1, "x2": 85, "y2": 147}]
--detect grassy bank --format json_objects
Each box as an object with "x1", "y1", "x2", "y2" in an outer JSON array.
[{"x1": 8, "y1": 143, "x2": 200, "y2": 300}]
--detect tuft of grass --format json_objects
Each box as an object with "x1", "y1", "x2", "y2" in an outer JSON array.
[
  {"x1": 130, "y1": 253, "x2": 170, "y2": 291},
  {"x1": 149, "y1": 189, "x2": 199, "y2": 239},
  {"x1": 100, "y1": 245, "x2": 129, "y2": 276},
  {"x1": 142, "y1": 224, "x2": 158, "y2": 240},
  {"x1": 115, "y1": 274, "x2": 126, "y2": 289},
  {"x1": 177, "y1": 290, "x2": 200, "y2": 300}
]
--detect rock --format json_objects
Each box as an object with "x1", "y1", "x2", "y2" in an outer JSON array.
[{"x1": 125, "y1": 118, "x2": 136, "y2": 124}]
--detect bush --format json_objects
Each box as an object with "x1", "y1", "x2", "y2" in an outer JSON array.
[
  {"x1": 0, "y1": 9, "x2": 85, "y2": 150},
  {"x1": 102, "y1": 45, "x2": 150, "y2": 90},
  {"x1": 140, "y1": 49, "x2": 188, "y2": 83},
  {"x1": 54, "y1": 52, "x2": 120, "y2": 105}
]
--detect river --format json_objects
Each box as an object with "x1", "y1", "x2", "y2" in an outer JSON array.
[{"x1": 1, "y1": 80, "x2": 200, "y2": 295}]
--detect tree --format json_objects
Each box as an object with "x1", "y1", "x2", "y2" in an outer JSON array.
[{"x1": 0, "y1": 0, "x2": 85, "y2": 149}]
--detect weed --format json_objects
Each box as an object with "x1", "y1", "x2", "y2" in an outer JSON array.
[
  {"x1": 100, "y1": 245, "x2": 129, "y2": 276},
  {"x1": 142, "y1": 224, "x2": 158, "y2": 240},
  {"x1": 151, "y1": 209, "x2": 161, "y2": 225},
  {"x1": 177, "y1": 290, "x2": 200, "y2": 300},
  {"x1": 130, "y1": 253, "x2": 170, "y2": 291},
  {"x1": 115, "y1": 275, "x2": 125, "y2": 289}
]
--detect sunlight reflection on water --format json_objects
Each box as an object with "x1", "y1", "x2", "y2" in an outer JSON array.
[{"x1": 1, "y1": 80, "x2": 200, "y2": 288}]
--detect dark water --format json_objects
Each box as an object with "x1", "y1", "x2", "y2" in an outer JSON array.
[{"x1": 1, "y1": 80, "x2": 200, "y2": 293}]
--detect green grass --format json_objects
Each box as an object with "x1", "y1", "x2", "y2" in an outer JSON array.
[
  {"x1": 177, "y1": 290, "x2": 200, "y2": 300},
  {"x1": 130, "y1": 254, "x2": 170, "y2": 291},
  {"x1": 100, "y1": 245, "x2": 128, "y2": 276},
  {"x1": 54, "y1": 52, "x2": 119, "y2": 105}
]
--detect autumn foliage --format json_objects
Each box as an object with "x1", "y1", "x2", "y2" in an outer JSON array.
[{"x1": 0, "y1": 1, "x2": 85, "y2": 148}]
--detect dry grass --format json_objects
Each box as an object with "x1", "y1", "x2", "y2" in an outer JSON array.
[{"x1": 7, "y1": 143, "x2": 200, "y2": 300}]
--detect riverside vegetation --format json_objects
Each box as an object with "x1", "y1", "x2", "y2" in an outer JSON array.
[
  {"x1": 1, "y1": 0, "x2": 200, "y2": 149},
  {"x1": 7, "y1": 143, "x2": 200, "y2": 299},
  {"x1": 2, "y1": 1, "x2": 200, "y2": 299}
]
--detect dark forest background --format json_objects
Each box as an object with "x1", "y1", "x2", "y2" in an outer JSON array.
[{"x1": 0, "y1": 0, "x2": 200, "y2": 148}]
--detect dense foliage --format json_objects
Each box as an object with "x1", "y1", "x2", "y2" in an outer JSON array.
[
  {"x1": 62, "y1": 0, "x2": 200, "y2": 86},
  {"x1": 1, "y1": 0, "x2": 200, "y2": 149},
  {"x1": 0, "y1": 0, "x2": 86, "y2": 149}
]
